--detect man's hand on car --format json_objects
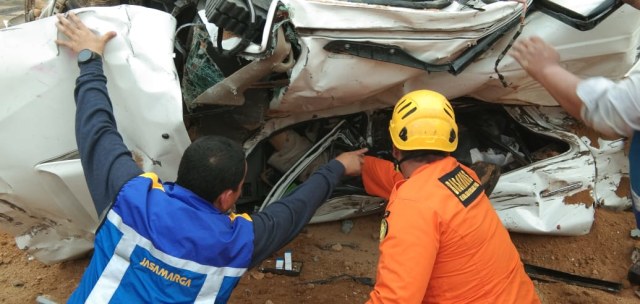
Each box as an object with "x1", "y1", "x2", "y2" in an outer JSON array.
[
  {"x1": 509, "y1": 36, "x2": 561, "y2": 82},
  {"x1": 55, "y1": 12, "x2": 116, "y2": 55}
]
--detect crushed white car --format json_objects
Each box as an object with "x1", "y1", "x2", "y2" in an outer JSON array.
[{"x1": 0, "y1": 0, "x2": 638, "y2": 263}]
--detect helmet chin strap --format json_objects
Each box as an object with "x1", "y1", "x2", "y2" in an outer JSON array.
[
  {"x1": 393, "y1": 157, "x2": 402, "y2": 172},
  {"x1": 393, "y1": 152, "x2": 426, "y2": 172},
  {"x1": 394, "y1": 150, "x2": 448, "y2": 173}
]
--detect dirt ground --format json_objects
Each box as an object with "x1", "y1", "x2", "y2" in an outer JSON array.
[{"x1": 0, "y1": 206, "x2": 639, "y2": 304}]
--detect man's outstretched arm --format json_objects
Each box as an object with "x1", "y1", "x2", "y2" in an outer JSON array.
[
  {"x1": 249, "y1": 149, "x2": 367, "y2": 267},
  {"x1": 57, "y1": 13, "x2": 142, "y2": 217}
]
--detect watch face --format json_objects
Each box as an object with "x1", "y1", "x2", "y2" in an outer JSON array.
[{"x1": 78, "y1": 49, "x2": 93, "y2": 63}]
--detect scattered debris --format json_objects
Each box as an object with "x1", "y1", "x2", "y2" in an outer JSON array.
[
  {"x1": 525, "y1": 263, "x2": 622, "y2": 293},
  {"x1": 628, "y1": 247, "x2": 640, "y2": 285},
  {"x1": 341, "y1": 220, "x2": 354, "y2": 234},
  {"x1": 317, "y1": 242, "x2": 359, "y2": 251},
  {"x1": 298, "y1": 274, "x2": 375, "y2": 287},
  {"x1": 631, "y1": 247, "x2": 640, "y2": 264},
  {"x1": 331, "y1": 243, "x2": 343, "y2": 252},
  {"x1": 36, "y1": 295, "x2": 58, "y2": 304},
  {"x1": 258, "y1": 259, "x2": 303, "y2": 276},
  {"x1": 250, "y1": 271, "x2": 265, "y2": 280}
]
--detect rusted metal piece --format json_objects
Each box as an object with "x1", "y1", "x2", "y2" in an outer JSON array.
[{"x1": 469, "y1": 161, "x2": 501, "y2": 196}]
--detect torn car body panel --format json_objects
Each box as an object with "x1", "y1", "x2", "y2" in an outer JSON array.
[
  {"x1": 269, "y1": 0, "x2": 530, "y2": 113},
  {"x1": 495, "y1": 106, "x2": 630, "y2": 235},
  {"x1": 495, "y1": 106, "x2": 597, "y2": 235},
  {"x1": 0, "y1": 6, "x2": 190, "y2": 263},
  {"x1": 265, "y1": 0, "x2": 640, "y2": 114}
]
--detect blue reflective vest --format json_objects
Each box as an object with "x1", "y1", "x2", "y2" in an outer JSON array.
[
  {"x1": 68, "y1": 173, "x2": 254, "y2": 303},
  {"x1": 631, "y1": 132, "x2": 640, "y2": 229}
]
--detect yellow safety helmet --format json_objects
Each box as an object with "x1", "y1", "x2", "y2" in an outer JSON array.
[{"x1": 388, "y1": 90, "x2": 458, "y2": 152}]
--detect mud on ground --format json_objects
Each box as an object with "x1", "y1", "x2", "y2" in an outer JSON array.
[{"x1": 0, "y1": 207, "x2": 639, "y2": 304}]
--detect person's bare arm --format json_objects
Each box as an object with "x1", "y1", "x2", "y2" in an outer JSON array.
[{"x1": 509, "y1": 36, "x2": 584, "y2": 120}]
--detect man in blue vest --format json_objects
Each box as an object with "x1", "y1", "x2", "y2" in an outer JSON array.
[
  {"x1": 55, "y1": 12, "x2": 367, "y2": 303},
  {"x1": 509, "y1": 1, "x2": 640, "y2": 238}
]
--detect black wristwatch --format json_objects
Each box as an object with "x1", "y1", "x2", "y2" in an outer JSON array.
[{"x1": 77, "y1": 49, "x2": 102, "y2": 66}]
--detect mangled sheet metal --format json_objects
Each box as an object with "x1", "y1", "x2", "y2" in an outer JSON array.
[
  {"x1": 0, "y1": 6, "x2": 189, "y2": 264},
  {"x1": 268, "y1": 0, "x2": 528, "y2": 113},
  {"x1": 244, "y1": 0, "x2": 636, "y2": 236},
  {"x1": 189, "y1": 0, "x2": 639, "y2": 126},
  {"x1": 476, "y1": 109, "x2": 601, "y2": 236},
  {"x1": 266, "y1": 0, "x2": 640, "y2": 114}
]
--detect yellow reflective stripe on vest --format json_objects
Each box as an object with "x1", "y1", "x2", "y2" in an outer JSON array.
[
  {"x1": 141, "y1": 173, "x2": 165, "y2": 192},
  {"x1": 229, "y1": 213, "x2": 252, "y2": 222}
]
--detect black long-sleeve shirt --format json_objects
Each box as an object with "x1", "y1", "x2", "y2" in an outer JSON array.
[{"x1": 75, "y1": 59, "x2": 344, "y2": 268}]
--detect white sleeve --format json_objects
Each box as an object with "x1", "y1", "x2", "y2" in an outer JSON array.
[{"x1": 576, "y1": 72, "x2": 640, "y2": 138}]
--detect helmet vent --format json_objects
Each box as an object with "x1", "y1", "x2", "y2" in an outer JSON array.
[
  {"x1": 399, "y1": 127, "x2": 408, "y2": 141},
  {"x1": 444, "y1": 108, "x2": 453, "y2": 119},
  {"x1": 396, "y1": 98, "x2": 410, "y2": 111},
  {"x1": 397, "y1": 103, "x2": 412, "y2": 115},
  {"x1": 449, "y1": 129, "x2": 456, "y2": 143},
  {"x1": 402, "y1": 107, "x2": 417, "y2": 119}
]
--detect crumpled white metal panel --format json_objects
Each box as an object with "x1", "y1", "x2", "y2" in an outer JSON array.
[
  {"x1": 281, "y1": 0, "x2": 523, "y2": 33},
  {"x1": 495, "y1": 105, "x2": 632, "y2": 236},
  {"x1": 473, "y1": 8, "x2": 640, "y2": 107},
  {"x1": 0, "y1": 5, "x2": 189, "y2": 264},
  {"x1": 496, "y1": 106, "x2": 597, "y2": 235},
  {"x1": 585, "y1": 137, "x2": 631, "y2": 210},
  {"x1": 272, "y1": 0, "x2": 529, "y2": 113},
  {"x1": 270, "y1": 2, "x2": 640, "y2": 115}
]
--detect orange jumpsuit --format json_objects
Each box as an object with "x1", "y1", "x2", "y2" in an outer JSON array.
[{"x1": 363, "y1": 156, "x2": 539, "y2": 304}]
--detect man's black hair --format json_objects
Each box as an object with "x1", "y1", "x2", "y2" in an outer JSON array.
[{"x1": 176, "y1": 136, "x2": 245, "y2": 202}]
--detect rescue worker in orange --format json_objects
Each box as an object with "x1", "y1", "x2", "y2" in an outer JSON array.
[{"x1": 362, "y1": 90, "x2": 540, "y2": 303}]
